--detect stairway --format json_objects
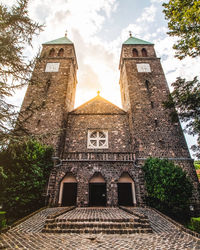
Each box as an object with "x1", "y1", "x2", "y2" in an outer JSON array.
[{"x1": 42, "y1": 207, "x2": 153, "y2": 234}]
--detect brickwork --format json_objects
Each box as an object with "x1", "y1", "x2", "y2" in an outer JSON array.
[
  {"x1": 1, "y1": 207, "x2": 200, "y2": 249},
  {"x1": 47, "y1": 161, "x2": 145, "y2": 207},
  {"x1": 19, "y1": 43, "x2": 77, "y2": 148},
  {"x1": 62, "y1": 96, "x2": 132, "y2": 154}
]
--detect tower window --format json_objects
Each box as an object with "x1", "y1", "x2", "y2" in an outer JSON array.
[
  {"x1": 45, "y1": 79, "x2": 51, "y2": 93},
  {"x1": 132, "y1": 48, "x2": 138, "y2": 57},
  {"x1": 58, "y1": 48, "x2": 64, "y2": 57},
  {"x1": 145, "y1": 80, "x2": 150, "y2": 92},
  {"x1": 142, "y1": 48, "x2": 148, "y2": 57},
  {"x1": 151, "y1": 101, "x2": 154, "y2": 108},
  {"x1": 154, "y1": 118, "x2": 158, "y2": 127},
  {"x1": 87, "y1": 130, "x2": 108, "y2": 149},
  {"x1": 49, "y1": 48, "x2": 55, "y2": 57}
]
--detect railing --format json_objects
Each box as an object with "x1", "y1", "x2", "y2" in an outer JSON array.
[{"x1": 62, "y1": 152, "x2": 135, "y2": 162}]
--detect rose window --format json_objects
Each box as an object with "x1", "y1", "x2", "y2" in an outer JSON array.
[{"x1": 87, "y1": 130, "x2": 108, "y2": 149}]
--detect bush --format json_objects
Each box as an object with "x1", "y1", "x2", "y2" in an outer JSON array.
[
  {"x1": 0, "y1": 211, "x2": 6, "y2": 229},
  {"x1": 142, "y1": 157, "x2": 193, "y2": 221},
  {"x1": 0, "y1": 139, "x2": 53, "y2": 222},
  {"x1": 189, "y1": 217, "x2": 200, "y2": 233}
]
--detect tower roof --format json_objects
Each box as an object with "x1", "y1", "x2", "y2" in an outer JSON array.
[
  {"x1": 43, "y1": 36, "x2": 73, "y2": 45},
  {"x1": 123, "y1": 36, "x2": 153, "y2": 45}
]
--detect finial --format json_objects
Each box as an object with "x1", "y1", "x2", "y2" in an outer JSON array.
[
  {"x1": 129, "y1": 31, "x2": 132, "y2": 37},
  {"x1": 65, "y1": 30, "x2": 68, "y2": 37},
  {"x1": 97, "y1": 90, "x2": 100, "y2": 96}
]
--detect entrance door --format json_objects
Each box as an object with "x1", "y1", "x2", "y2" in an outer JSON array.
[
  {"x1": 89, "y1": 183, "x2": 106, "y2": 206},
  {"x1": 118, "y1": 183, "x2": 133, "y2": 206},
  {"x1": 62, "y1": 183, "x2": 77, "y2": 206}
]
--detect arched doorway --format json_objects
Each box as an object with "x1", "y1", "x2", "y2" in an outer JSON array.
[
  {"x1": 117, "y1": 173, "x2": 136, "y2": 206},
  {"x1": 89, "y1": 173, "x2": 106, "y2": 206},
  {"x1": 59, "y1": 173, "x2": 77, "y2": 206}
]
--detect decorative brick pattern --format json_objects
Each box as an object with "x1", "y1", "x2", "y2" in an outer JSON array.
[
  {"x1": 1, "y1": 207, "x2": 200, "y2": 249},
  {"x1": 43, "y1": 207, "x2": 152, "y2": 234}
]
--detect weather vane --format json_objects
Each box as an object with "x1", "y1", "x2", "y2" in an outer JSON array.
[
  {"x1": 65, "y1": 30, "x2": 68, "y2": 37},
  {"x1": 129, "y1": 31, "x2": 132, "y2": 37},
  {"x1": 97, "y1": 90, "x2": 100, "y2": 96}
]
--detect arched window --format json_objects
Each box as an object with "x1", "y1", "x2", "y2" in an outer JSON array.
[
  {"x1": 49, "y1": 48, "x2": 55, "y2": 57},
  {"x1": 58, "y1": 48, "x2": 64, "y2": 57},
  {"x1": 142, "y1": 48, "x2": 148, "y2": 57},
  {"x1": 132, "y1": 48, "x2": 138, "y2": 57}
]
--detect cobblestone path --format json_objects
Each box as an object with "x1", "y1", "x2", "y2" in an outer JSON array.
[
  {"x1": 0, "y1": 207, "x2": 200, "y2": 249},
  {"x1": 124, "y1": 207, "x2": 179, "y2": 233},
  {"x1": 10, "y1": 207, "x2": 64, "y2": 233}
]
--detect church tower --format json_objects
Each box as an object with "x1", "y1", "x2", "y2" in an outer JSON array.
[
  {"x1": 119, "y1": 34, "x2": 199, "y2": 203},
  {"x1": 119, "y1": 34, "x2": 190, "y2": 159},
  {"x1": 19, "y1": 35, "x2": 78, "y2": 153}
]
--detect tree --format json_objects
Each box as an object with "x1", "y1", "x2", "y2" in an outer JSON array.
[
  {"x1": 0, "y1": 0, "x2": 43, "y2": 147},
  {"x1": 143, "y1": 158, "x2": 193, "y2": 220},
  {"x1": 163, "y1": 77, "x2": 200, "y2": 158},
  {"x1": 163, "y1": 0, "x2": 200, "y2": 59},
  {"x1": 0, "y1": 139, "x2": 53, "y2": 222}
]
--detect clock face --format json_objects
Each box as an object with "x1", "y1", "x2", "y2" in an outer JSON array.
[
  {"x1": 136, "y1": 63, "x2": 151, "y2": 73},
  {"x1": 45, "y1": 63, "x2": 60, "y2": 72}
]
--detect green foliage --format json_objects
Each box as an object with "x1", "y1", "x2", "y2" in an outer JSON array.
[
  {"x1": 0, "y1": 139, "x2": 53, "y2": 221},
  {"x1": 194, "y1": 161, "x2": 200, "y2": 170},
  {"x1": 143, "y1": 158, "x2": 193, "y2": 220},
  {"x1": 0, "y1": 211, "x2": 6, "y2": 229},
  {"x1": 163, "y1": 77, "x2": 200, "y2": 158},
  {"x1": 163, "y1": 0, "x2": 200, "y2": 59},
  {"x1": 188, "y1": 217, "x2": 200, "y2": 233},
  {"x1": 0, "y1": 0, "x2": 43, "y2": 147}
]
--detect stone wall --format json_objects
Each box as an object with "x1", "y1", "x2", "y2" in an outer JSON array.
[
  {"x1": 63, "y1": 113, "x2": 131, "y2": 153},
  {"x1": 120, "y1": 45, "x2": 191, "y2": 159},
  {"x1": 18, "y1": 44, "x2": 77, "y2": 148},
  {"x1": 47, "y1": 161, "x2": 145, "y2": 207}
]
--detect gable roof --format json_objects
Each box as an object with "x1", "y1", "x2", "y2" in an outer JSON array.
[
  {"x1": 123, "y1": 36, "x2": 153, "y2": 45},
  {"x1": 70, "y1": 95, "x2": 126, "y2": 115},
  {"x1": 43, "y1": 36, "x2": 73, "y2": 45}
]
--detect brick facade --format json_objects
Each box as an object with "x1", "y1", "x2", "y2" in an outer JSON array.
[{"x1": 19, "y1": 36, "x2": 199, "y2": 208}]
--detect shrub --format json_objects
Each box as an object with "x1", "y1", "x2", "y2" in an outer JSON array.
[
  {"x1": 0, "y1": 211, "x2": 6, "y2": 229},
  {"x1": 142, "y1": 157, "x2": 193, "y2": 221},
  {"x1": 190, "y1": 217, "x2": 200, "y2": 233},
  {"x1": 0, "y1": 139, "x2": 53, "y2": 222}
]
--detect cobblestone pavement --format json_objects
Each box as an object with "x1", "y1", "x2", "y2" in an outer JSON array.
[
  {"x1": 57, "y1": 207, "x2": 137, "y2": 221},
  {"x1": 10, "y1": 207, "x2": 64, "y2": 233},
  {"x1": 0, "y1": 207, "x2": 200, "y2": 249},
  {"x1": 1, "y1": 231, "x2": 200, "y2": 249},
  {"x1": 125, "y1": 207, "x2": 179, "y2": 233}
]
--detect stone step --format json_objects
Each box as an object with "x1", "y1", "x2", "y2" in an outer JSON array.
[
  {"x1": 43, "y1": 222, "x2": 151, "y2": 230},
  {"x1": 42, "y1": 228, "x2": 153, "y2": 234},
  {"x1": 47, "y1": 218, "x2": 149, "y2": 223}
]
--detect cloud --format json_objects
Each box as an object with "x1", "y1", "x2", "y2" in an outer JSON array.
[{"x1": 136, "y1": 4, "x2": 157, "y2": 23}]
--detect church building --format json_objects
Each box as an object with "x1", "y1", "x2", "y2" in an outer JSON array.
[{"x1": 19, "y1": 34, "x2": 199, "y2": 208}]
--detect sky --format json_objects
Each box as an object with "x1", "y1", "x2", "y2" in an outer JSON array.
[{"x1": 3, "y1": 0, "x2": 200, "y2": 156}]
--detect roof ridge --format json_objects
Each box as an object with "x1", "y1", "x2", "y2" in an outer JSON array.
[
  {"x1": 123, "y1": 36, "x2": 153, "y2": 45},
  {"x1": 70, "y1": 95, "x2": 126, "y2": 114},
  {"x1": 43, "y1": 36, "x2": 73, "y2": 45}
]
